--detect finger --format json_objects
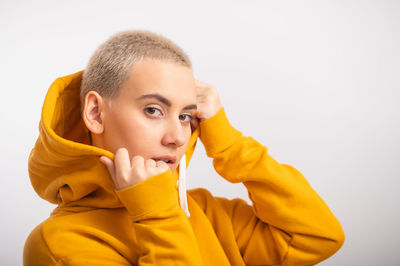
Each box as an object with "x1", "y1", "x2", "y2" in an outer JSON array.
[
  {"x1": 145, "y1": 158, "x2": 156, "y2": 169},
  {"x1": 155, "y1": 160, "x2": 169, "y2": 172},
  {"x1": 194, "y1": 79, "x2": 210, "y2": 87},
  {"x1": 131, "y1": 155, "x2": 145, "y2": 169},
  {"x1": 195, "y1": 81, "x2": 217, "y2": 94},
  {"x1": 195, "y1": 85, "x2": 209, "y2": 95},
  {"x1": 196, "y1": 92, "x2": 208, "y2": 101},
  {"x1": 194, "y1": 106, "x2": 209, "y2": 120},
  {"x1": 114, "y1": 148, "x2": 131, "y2": 184},
  {"x1": 99, "y1": 156, "x2": 116, "y2": 181}
]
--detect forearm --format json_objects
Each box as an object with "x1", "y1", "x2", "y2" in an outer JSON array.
[
  {"x1": 116, "y1": 171, "x2": 204, "y2": 265},
  {"x1": 200, "y1": 108, "x2": 344, "y2": 264}
]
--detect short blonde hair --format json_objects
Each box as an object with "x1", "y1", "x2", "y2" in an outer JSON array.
[{"x1": 80, "y1": 30, "x2": 192, "y2": 105}]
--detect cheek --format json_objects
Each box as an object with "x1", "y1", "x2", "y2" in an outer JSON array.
[
  {"x1": 180, "y1": 126, "x2": 193, "y2": 152},
  {"x1": 105, "y1": 110, "x2": 160, "y2": 153},
  {"x1": 184, "y1": 127, "x2": 192, "y2": 144},
  {"x1": 123, "y1": 117, "x2": 162, "y2": 150}
]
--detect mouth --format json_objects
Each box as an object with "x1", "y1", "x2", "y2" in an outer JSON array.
[{"x1": 152, "y1": 155, "x2": 177, "y2": 171}]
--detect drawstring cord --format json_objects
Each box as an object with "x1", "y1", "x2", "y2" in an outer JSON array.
[{"x1": 178, "y1": 155, "x2": 190, "y2": 217}]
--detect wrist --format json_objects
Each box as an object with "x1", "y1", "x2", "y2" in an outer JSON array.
[
  {"x1": 199, "y1": 108, "x2": 242, "y2": 157},
  {"x1": 115, "y1": 170, "x2": 179, "y2": 221}
]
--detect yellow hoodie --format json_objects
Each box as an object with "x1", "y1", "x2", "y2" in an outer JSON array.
[{"x1": 24, "y1": 71, "x2": 344, "y2": 265}]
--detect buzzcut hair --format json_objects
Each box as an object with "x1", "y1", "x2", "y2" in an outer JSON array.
[{"x1": 80, "y1": 30, "x2": 192, "y2": 106}]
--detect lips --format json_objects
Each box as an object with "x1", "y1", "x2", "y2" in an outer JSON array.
[{"x1": 152, "y1": 155, "x2": 177, "y2": 171}]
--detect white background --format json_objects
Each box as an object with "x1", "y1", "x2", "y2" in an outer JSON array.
[{"x1": 1, "y1": 0, "x2": 399, "y2": 265}]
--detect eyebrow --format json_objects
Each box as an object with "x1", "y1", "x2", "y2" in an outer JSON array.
[{"x1": 137, "y1": 93, "x2": 197, "y2": 110}]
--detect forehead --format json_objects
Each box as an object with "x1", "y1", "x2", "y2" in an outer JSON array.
[{"x1": 119, "y1": 59, "x2": 196, "y2": 101}]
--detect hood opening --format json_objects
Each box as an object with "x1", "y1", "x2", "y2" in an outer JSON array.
[{"x1": 28, "y1": 71, "x2": 199, "y2": 210}]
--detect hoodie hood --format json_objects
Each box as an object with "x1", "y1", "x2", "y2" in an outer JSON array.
[{"x1": 28, "y1": 71, "x2": 199, "y2": 209}]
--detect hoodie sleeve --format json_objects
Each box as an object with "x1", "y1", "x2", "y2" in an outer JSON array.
[
  {"x1": 199, "y1": 108, "x2": 345, "y2": 266},
  {"x1": 115, "y1": 170, "x2": 204, "y2": 265},
  {"x1": 24, "y1": 172, "x2": 204, "y2": 266}
]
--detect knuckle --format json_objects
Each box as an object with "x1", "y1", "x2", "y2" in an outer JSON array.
[
  {"x1": 145, "y1": 159, "x2": 156, "y2": 168},
  {"x1": 115, "y1": 148, "x2": 127, "y2": 157},
  {"x1": 131, "y1": 155, "x2": 144, "y2": 165}
]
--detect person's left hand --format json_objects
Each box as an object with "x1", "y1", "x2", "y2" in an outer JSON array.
[{"x1": 191, "y1": 79, "x2": 222, "y2": 130}]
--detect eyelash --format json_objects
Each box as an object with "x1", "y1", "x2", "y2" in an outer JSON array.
[
  {"x1": 179, "y1": 114, "x2": 194, "y2": 123},
  {"x1": 144, "y1": 107, "x2": 193, "y2": 123},
  {"x1": 144, "y1": 107, "x2": 162, "y2": 117}
]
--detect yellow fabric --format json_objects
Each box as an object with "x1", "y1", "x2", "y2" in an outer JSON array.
[{"x1": 24, "y1": 72, "x2": 344, "y2": 265}]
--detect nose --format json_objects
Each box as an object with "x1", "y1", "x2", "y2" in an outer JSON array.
[{"x1": 161, "y1": 118, "x2": 186, "y2": 148}]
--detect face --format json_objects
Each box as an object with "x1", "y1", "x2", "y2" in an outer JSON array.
[{"x1": 101, "y1": 59, "x2": 197, "y2": 173}]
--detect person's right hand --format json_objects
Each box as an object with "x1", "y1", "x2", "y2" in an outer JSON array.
[{"x1": 100, "y1": 148, "x2": 169, "y2": 190}]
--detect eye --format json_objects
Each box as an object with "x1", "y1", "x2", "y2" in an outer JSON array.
[
  {"x1": 144, "y1": 107, "x2": 163, "y2": 118},
  {"x1": 179, "y1": 113, "x2": 193, "y2": 123}
]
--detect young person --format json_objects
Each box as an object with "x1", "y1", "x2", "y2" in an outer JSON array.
[{"x1": 24, "y1": 30, "x2": 344, "y2": 265}]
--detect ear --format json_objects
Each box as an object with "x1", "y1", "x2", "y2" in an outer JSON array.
[{"x1": 82, "y1": 91, "x2": 105, "y2": 134}]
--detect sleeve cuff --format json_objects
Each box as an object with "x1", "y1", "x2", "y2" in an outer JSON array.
[
  {"x1": 115, "y1": 170, "x2": 179, "y2": 221},
  {"x1": 199, "y1": 107, "x2": 242, "y2": 157}
]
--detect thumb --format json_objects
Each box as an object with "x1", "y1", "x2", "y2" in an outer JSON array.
[{"x1": 100, "y1": 156, "x2": 116, "y2": 182}]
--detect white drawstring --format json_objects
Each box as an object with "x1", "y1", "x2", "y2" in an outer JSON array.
[{"x1": 178, "y1": 154, "x2": 190, "y2": 217}]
